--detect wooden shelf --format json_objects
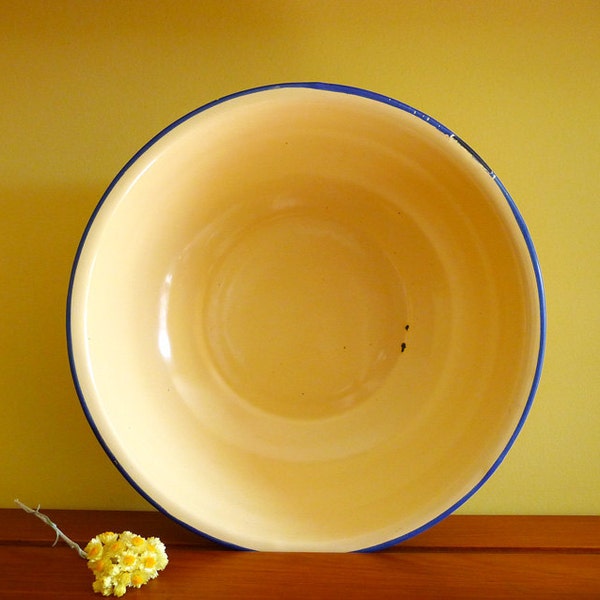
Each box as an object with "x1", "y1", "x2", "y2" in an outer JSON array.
[{"x1": 3, "y1": 510, "x2": 599, "y2": 598}]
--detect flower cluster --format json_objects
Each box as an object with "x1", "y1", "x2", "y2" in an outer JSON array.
[{"x1": 84, "y1": 531, "x2": 168, "y2": 597}]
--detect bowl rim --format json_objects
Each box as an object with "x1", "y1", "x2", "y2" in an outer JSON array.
[{"x1": 66, "y1": 81, "x2": 547, "y2": 552}]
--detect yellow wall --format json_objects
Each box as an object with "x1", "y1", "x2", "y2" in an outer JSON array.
[{"x1": 2, "y1": 1, "x2": 598, "y2": 514}]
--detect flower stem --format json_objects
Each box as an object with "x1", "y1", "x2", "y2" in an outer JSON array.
[{"x1": 14, "y1": 499, "x2": 88, "y2": 559}]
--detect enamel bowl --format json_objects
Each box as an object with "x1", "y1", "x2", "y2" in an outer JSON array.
[{"x1": 68, "y1": 83, "x2": 545, "y2": 552}]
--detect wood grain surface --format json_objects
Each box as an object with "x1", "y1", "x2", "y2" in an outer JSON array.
[{"x1": 2, "y1": 511, "x2": 599, "y2": 598}]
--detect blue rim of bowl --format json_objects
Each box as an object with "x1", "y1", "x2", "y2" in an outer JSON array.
[{"x1": 66, "y1": 82, "x2": 547, "y2": 553}]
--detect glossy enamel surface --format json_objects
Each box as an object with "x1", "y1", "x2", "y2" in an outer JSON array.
[{"x1": 68, "y1": 84, "x2": 544, "y2": 551}]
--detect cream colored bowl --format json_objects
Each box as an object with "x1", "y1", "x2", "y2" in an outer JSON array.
[{"x1": 68, "y1": 83, "x2": 545, "y2": 552}]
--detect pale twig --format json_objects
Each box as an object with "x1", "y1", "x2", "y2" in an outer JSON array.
[{"x1": 14, "y1": 499, "x2": 88, "y2": 559}]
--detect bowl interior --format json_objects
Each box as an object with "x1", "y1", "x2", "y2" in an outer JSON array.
[{"x1": 69, "y1": 85, "x2": 543, "y2": 551}]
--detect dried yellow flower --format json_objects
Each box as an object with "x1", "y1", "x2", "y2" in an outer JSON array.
[
  {"x1": 15, "y1": 500, "x2": 168, "y2": 597},
  {"x1": 85, "y1": 530, "x2": 168, "y2": 597}
]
